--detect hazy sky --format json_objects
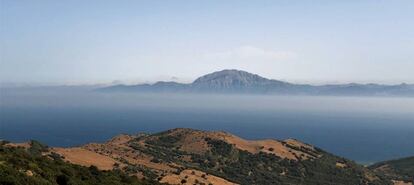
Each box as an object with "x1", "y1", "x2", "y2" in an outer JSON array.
[{"x1": 1, "y1": 0, "x2": 414, "y2": 85}]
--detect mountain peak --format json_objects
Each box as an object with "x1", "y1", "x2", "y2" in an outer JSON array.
[
  {"x1": 193, "y1": 69, "x2": 269, "y2": 84},
  {"x1": 191, "y1": 69, "x2": 284, "y2": 92}
]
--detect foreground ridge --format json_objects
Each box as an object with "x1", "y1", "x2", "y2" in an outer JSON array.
[
  {"x1": 5, "y1": 128, "x2": 413, "y2": 185},
  {"x1": 2, "y1": 128, "x2": 400, "y2": 185}
]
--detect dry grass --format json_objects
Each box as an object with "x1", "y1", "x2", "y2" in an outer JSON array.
[
  {"x1": 160, "y1": 169, "x2": 238, "y2": 185},
  {"x1": 150, "y1": 128, "x2": 319, "y2": 161},
  {"x1": 82, "y1": 135, "x2": 176, "y2": 173},
  {"x1": 51, "y1": 147, "x2": 118, "y2": 170},
  {"x1": 38, "y1": 129, "x2": 323, "y2": 184},
  {"x1": 393, "y1": 180, "x2": 413, "y2": 185},
  {"x1": 5, "y1": 142, "x2": 30, "y2": 149},
  {"x1": 336, "y1": 162, "x2": 347, "y2": 168},
  {"x1": 209, "y1": 131, "x2": 317, "y2": 160}
]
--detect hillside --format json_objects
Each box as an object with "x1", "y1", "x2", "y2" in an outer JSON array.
[
  {"x1": 6, "y1": 128, "x2": 413, "y2": 185},
  {"x1": 98, "y1": 69, "x2": 414, "y2": 96},
  {"x1": 370, "y1": 156, "x2": 414, "y2": 185},
  {"x1": 43, "y1": 128, "x2": 391, "y2": 185},
  {"x1": 0, "y1": 140, "x2": 161, "y2": 185}
]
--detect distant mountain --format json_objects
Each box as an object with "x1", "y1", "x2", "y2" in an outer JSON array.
[
  {"x1": 98, "y1": 69, "x2": 414, "y2": 96},
  {"x1": 191, "y1": 69, "x2": 291, "y2": 93}
]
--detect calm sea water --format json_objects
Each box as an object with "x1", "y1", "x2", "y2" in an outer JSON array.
[{"x1": 1, "y1": 87, "x2": 414, "y2": 164}]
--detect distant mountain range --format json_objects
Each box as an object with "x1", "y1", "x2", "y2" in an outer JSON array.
[{"x1": 98, "y1": 69, "x2": 414, "y2": 96}]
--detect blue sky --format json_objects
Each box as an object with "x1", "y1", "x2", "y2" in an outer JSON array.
[{"x1": 1, "y1": 0, "x2": 414, "y2": 85}]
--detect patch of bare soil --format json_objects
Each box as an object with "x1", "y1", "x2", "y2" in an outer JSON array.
[
  {"x1": 160, "y1": 169, "x2": 238, "y2": 185},
  {"x1": 393, "y1": 180, "x2": 413, "y2": 185},
  {"x1": 336, "y1": 162, "x2": 347, "y2": 168},
  {"x1": 5, "y1": 142, "x2": 30, "y2": 149},
  {"x1": 51, "y1": 147, "x2": 118, "y2": 170}
]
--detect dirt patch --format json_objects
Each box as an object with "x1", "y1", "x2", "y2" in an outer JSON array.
[
  {"x1": 336, "y1": 162, "x2": 347, "y2": 168},
  {"x1": 393, "y1": 180, "x2": 413, "y2": 185},
  {"x1": 160, "y1": 169, "x2": 238, "y2": 185},
  {"x1": 284, "y1": 138, "x2": 314, "y2": 150},
  {"x1": 5, "y1": 142, "x2": 30, "y2": 149},
  {"x1": 52, "y1": 147, "x2": 118, "y2": 170},
  {"x1": 107, "y1": 134, "x2": 134, "y2": 145}
]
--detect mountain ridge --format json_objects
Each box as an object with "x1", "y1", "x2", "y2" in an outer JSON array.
[
  {"x1": 98, "y1": 69, "x2": 414, "y2": 96},
  {"x1": 4, "y1": 128, "x2": 413, "y2": 184},
  {"x1": 4, "y1": 128, "x2": 393, "y2": 185}
]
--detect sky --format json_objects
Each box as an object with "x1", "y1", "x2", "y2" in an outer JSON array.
[{"x1": 1, "y1": 0, "x2": 414, "y2": 85}]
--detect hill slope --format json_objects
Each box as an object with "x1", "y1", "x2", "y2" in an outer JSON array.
[
  {"x1": 50, "y1": 128, "x2": 390, "y2": 185},
  {"x1": 370, "y1": 156, "x2": 414, "y2": 185},
  {"x1": 0, "y1": 140, "x2": 161, "y2": 185}
]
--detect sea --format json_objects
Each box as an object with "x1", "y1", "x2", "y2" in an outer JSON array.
[{"x1": 1, "y1": 86, "x2": 414, "y2": 164}]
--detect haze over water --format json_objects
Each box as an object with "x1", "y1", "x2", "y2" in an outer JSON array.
[{"x1": 1, "y1": 87, "x2": 414, "y2": 164}]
